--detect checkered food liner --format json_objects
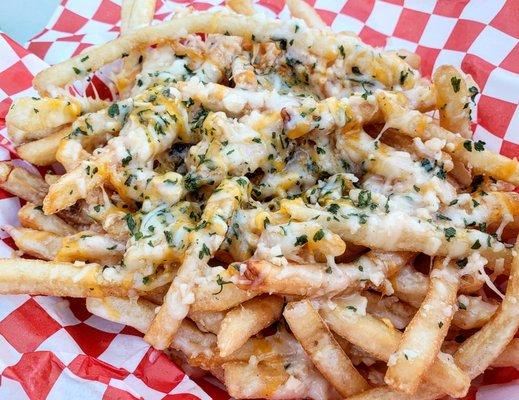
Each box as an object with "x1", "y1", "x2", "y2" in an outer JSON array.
[{"x1": 0, "y1": 1, "x2": 518, "y2": 399}]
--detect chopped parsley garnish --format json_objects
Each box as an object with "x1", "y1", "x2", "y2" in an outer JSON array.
[
  {"x1": 450, "y1": 76, "x2": 461, "y2": 93},
  {"x1": 456, "y1": 258, "x2": 468, "y2": 269},
  {"x1": 400, "y1": 70, "x2": 408, "y2": 85},
  {"x1": 123, "y1": 213, "x2": 137, "y2": 235},
  {"x1": 294, "y1": 235, "x2": 308, "y2": 246},
  {"x1": 213, "y1": 274, "x2": 232, "y2": 294},
  {"x1": 468, "y1": 86, "x2": 479, "y2": 102},
  {"x1": 313, "y1": 229, "x2": 325, "y2": 242},
  {"x1": 121, "y1": 150, "x2": 132, "y2": 166},
  {"x1": 107, "y1": 103, "x2": 120, "y2": 118},
  {"x1": 471, "y1": 239, "x2": 481, "y2": 249},
  {"x1": 421, "y1": 159, "x2": 434, "y2": 172},
  {"x1": 357, "y1": 190, "x2": 372, "y2": 208},
  {"x1": 164, "y1": 231, "x2": 174, "y2": 247},
  {"x1": 236, "y1": 177, "x2": 248, "y2": 187},
  {"x1": 328, "y1": 203, "x2": 340, "y2": 214},
  {"x1": 338, "y1": 45, "x2": 345, "y2": 58},
  {"x1": 198, "y1": 243, "x2": 211, "y2": 259},
  {"x1": 474, "y1": 140, "x2": 485, "y2": 151},
  {"x1": 444, "y1": 227, "x2": 456, "y2": 241}
]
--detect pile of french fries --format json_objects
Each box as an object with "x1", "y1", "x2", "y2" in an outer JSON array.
[{"x1": 2, "y1": 0, "x2": 519, "y2": 398}]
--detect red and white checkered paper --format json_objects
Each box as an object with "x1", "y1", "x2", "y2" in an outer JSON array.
[{"x1": 0, "y1": 1, "x2": 518, "y2": 399}]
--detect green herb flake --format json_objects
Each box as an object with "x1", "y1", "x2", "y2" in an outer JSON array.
[
  {"x1": 444, "y1": 227, "x2": 456, "y2": 241},
  {"x1": 107, "y1": 103, "x2": 120, "y2": 118},
  {"x1": 451, "y1": 76, "x2": 461, "y2": 93},
  {"x1": 198, "y1": 243, "x2": 211, "y2": 259},
  {"x1": 313, "y1": 229, "x2": 325, "y2": 242},
  {"x1": 294, "y1": 235, "x2": 308, "y2": 246},
  {"x1": 474, "y1": 140, "x2": 485, "y2": 151},
  {"x1": 471, "y1": 239, "x2": 481, "y2": 249}
]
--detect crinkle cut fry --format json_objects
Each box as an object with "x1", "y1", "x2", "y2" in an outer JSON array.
[
  {"x1": 144, "y1": 178, "x2": 249, "y2": 349},
  {"x1": 384, "y1": 258, "x2": 461, "y2": 394},
  {"x1": 34, "y1": 11, "x2": 417, "y2": 95}
]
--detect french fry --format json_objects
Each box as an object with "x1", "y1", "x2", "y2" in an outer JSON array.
[
  {"x1": 384, "y1": 259, "x2": 460, "y2": 394},
  {"x1": 433, "y1": 65, "x2": 475, "y2": 138},
  {"x1": 236, "y1": 251, "x2": 413, "y2": 297},
  {"x1": 350, "y1": 238, "x2": 519, "y2": 400},
  {"x1": 321, "y1": 299, "x2": 470, "y2": 397},
  {"x1": 281, "y1": 197, "x2": 512, "y2": 268},
  {"x1": 284, "y1": 300, "x2": 369, "y2": 397},
  {"x1": 0, "y1": 258, "x2": 172, "y2": 297},
  {"x1": 347, "y1": 385, "x2": 441, "y2": 400},
  {"x1": 145, "y1": 178, "x2": 249, "y2": 349},
  {"x1": 286, "y1": 0, "x2": 327, "y2": 29},
  {"x1": 453, "y1": 295, "x2": 498, "y2": 330},
  {"x1": 86, "y1": 297, "x2": 223, "y2": 377},
  {"x1": 55, "y1": 231, "x2": 125, "y2": 265},
  {"x1": 3, "y1": 226, "x2": 62, "y2": 260},
  {"x1": 222, "y1": 331, "x2": 337, "y2": 400},
  {"x1": 6, "y1": 97, "x2": 105, "y2": 144},
  {"x1": 391, "y1": 49, "x2": 421, "y2": 70},
  {"x1": 0, "y1": 162, "x2": 48, "y2": 204},
  {"x1": 86, "y1": 296, "x2": 156, "y2": 333},
  {"x1": 218, "y1": 295, "x2": 283, "y2": 357},
  {"x1": 116, "y1": 0, "x2": 156, "y2": 96},
  {"x1": 364, "y1": 291, "x2": 414, "y2": 330},
  {"x1": 120, "y1": 0, "x2": 156, "y2": 35},
  {"x1": 492, "y1": 338, "x2": 519, "y2": 368},
  {"x1": 454, "y1": 239, "x2": 519, "y2": 379},
  {"x1": 16, "y1": 126, "x2": 70, "y2": 166},
  {"x1": 231, "y1": 55, "x2": 257, "y2": 89},
  {"x1": 4, "y1": 4, "x2": 519, "y2": 398},
  {"x1": 191, "y1": 268, "x2": 257, "y2": 312},
  {"x1": 18, "y1": 203, "x2": 77, "y2": 236},
  {"x1": 189, "y1": 310, "x2": 225, "y2": 334},
  {"x1": 33, "y1": 12, "x2": 415, "y2": 95},
  {"x1": 377, "y1": 91, "x2": 519, "y2": 185},
  {"x1": 225, "y1": 0, "x2": 255, "y2": 15}
]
